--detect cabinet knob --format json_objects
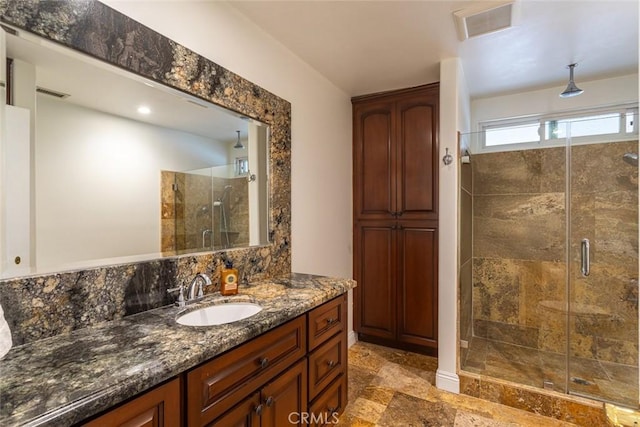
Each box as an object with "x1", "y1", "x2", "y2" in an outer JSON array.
[
  {"x1": 259, "y1": 357, "x2": 269, "y2": 369},
  {"x1": 255, "y1": 404, "x2": 263, "y2": 416},
  {"x1": 327, "y1": 406, "x2": 337, "y2": 414},
  {"x1": 265, "y1": 396, "x2": 274, "y2": 407},
  {"x1": 327, "y1": 360, "x2": 336, "y2": 368},
  {"x1": 326, "y1": 317, "x2": 337, "y2": 325}
]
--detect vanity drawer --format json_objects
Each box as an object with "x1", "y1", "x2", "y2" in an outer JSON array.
[
  {"x1": 308, "y1": 332, "x2": 346, "y2": 400},
  {"x1": 82, "y1": 377, "x2": 181, "y2": 427},
  {"x1": 309, "y1": 374, "x2": 348, "y2": 427},
  {"x1": 187, "y1": 316, "x2": 306, "y2": 426},
  {"x1": 308, "y1": 294, "x2": 347, "y2": 351}
]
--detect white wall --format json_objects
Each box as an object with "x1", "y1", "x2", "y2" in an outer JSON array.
[
  {"x1": 471, "y1": 74, "x2": 639, "y2": 130},
  {"x1": 437, "y1": 57, "x2": 471, "y2": 394},
  {"x1": 103, "y1": 2, "x2": 354, "y2": 333},
  {"x1": 35, "y1": 95, "x2": 227, "y2": 270}
]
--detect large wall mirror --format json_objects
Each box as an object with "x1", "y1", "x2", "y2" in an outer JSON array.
[{"x1": 1, "y1": 25, "x2": 271, "y2": 279}]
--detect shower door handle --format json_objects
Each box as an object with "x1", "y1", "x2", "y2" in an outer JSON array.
[{"x1": 581, "y1": 238, "x2": 590, "y2": 277}]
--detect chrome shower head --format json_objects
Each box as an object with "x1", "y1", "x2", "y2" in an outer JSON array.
[
  {"x1": 560, "y1": 64, "x2": 584, "y2": 98},
  {"x1": 622, "y1": 152, "x2": 638, "y2": 167},
  {"x1": 233, "y1": 130, "x2": 244, "y2": 149}
]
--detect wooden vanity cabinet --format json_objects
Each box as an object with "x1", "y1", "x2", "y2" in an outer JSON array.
[
  {"x1": 187, "y1": 295, "x2": 348, "y2": 426},
  {"x1": 81, "y1": 377, "x2": 181, "y2": 427},
  {"x1": 80, "y1": 295, "x2": 349, "y2": 427}
]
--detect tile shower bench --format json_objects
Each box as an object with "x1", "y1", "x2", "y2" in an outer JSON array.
[{"x1": 0, "y1": 273, "x2": 355, "y2": 426}]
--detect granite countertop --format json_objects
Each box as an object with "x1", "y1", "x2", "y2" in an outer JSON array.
[{"x1": 0, "y1": 273, "x2": 356, "y2": 427}]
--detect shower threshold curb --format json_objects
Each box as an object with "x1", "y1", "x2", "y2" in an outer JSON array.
[
  {"x1": 606, "y1": 403, "x2": 640, "y2": 427},
  {"x1": 459, "y1": 371, "x2": 609, "y2": 426}
]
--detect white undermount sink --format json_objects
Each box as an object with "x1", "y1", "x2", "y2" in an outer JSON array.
[{"x1": 176, "y1": 303, "x2": 262, "y2": 326}]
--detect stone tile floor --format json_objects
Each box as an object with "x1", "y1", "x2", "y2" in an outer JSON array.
[
  {"x1": 339, "y1": 341, "x2": 577, "y2": 426},
  {"x1": 462, "y1": 337, "x2": 638, "y2": 408}
]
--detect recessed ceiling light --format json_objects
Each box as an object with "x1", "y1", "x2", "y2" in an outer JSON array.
[{"x1": 137, "y1": 105, "x2": 151, "y2": 115}]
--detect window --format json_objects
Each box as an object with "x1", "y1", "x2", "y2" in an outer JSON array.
[
  {"x1": 485, "y1": 121, "x2": 540, "y2": 146},
  {"x1": 235, "y1": 157, "x2": 249, "y2": 176},
  {"x1": 546, "y1": 113, "x2": 621, "y2": 140},
  {"x1": 479, "y1": 105, "x2": 638, "y2": 152}
]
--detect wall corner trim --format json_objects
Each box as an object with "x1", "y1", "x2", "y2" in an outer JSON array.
[
  {"x1": 436, "y1": 369, "x2": 460, "y2": 394},
  {"x1": 347, "y1": 330, "x2": 358, "y2": 348}
]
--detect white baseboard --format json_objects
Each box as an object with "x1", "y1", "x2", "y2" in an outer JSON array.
[
  {"x1": 436, "y1": 369, "x2": 460, "y2": 394},
  {"x1": 347, "y1": 330, "x2": 357, "y2": 347}
]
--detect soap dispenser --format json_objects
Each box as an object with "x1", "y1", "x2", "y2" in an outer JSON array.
[{"x1": 220, "y1": 260, "x2": 239, "y2": 296}]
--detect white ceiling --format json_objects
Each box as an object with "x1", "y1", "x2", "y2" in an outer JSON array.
[{"x1": 230, "y1": 0, "x2": 639, "y2": 98}]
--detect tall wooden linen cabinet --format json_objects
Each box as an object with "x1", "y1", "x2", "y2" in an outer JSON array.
[{"x1": 352, "y1": 83, "x2": 439, "y2": 355}]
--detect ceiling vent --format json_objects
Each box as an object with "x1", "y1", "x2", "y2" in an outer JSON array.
[
  {"x1": 453, "y1": 1, "x2": 516, "y2": 41},
  {"x1": 36, "y1": 86, "x2": 70, "y2": 99}
]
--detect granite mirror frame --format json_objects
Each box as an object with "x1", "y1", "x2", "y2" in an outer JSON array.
[{"x1": 0, "y1": 0, "x2": 291, "y2": 345}]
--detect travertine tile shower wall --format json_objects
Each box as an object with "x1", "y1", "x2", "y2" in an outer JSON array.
[{"x1": 472, "y1": 141, "x2": 638, "y2": 365}]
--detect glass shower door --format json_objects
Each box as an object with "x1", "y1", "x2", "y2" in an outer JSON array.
[
  {"x1": 568, "y1": 116, "x2": 639, "y2": 407},
  {"x1": 173, "y1": 167, "x2": 215, "y2": 253}
]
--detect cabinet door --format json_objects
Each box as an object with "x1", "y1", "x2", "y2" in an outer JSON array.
[
  {"x1": 261, "y1": 359, "x2": 307, "y2": 427},
  {"x1": 354, "y1": 222, "x2": 396, "y2": 339},
  {"x1": 353, "y1": 100, "x2": 397, "y2": 220},
  {"x1": 207, "y1": 393, "x2": 260, "y2": 427},
  {"x1": 396, "y1": 222, "x2": 438, "y2": 347},
  {"x1": 82, "y1": 378, "x2": 181, "y2": 427},
  {"x1": 395, "y1": 89, "x2": 438, "y2": 220},
  {"x1": 187, "y1": 317, "x2": 306, "y2": 425},
  {"x1": 308, "y1": 375, "x2": 347, "y2": 427}
]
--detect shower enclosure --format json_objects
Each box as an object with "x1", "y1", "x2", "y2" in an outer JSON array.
[
  {"x1": 160, "y1": 164, "x2": 250, "y2": 254},
  {"x1": 459, "y1": 114, "x2": 639, "y2": 408}
]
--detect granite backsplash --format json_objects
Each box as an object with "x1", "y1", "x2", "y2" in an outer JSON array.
[{"x1": 1, "y1": 246, "x2": 284, "y2": 346}]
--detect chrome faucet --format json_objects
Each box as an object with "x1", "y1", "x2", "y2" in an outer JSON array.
[
  {"x1": 188, "y1": 273, "x2": 211, "y2": 300},
  {"x1": 167, "y1": 273, "x2": 211, "y2": 307}
]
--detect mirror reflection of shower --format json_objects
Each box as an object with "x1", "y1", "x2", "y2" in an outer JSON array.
[
  {"x1": 214, "y1": 185, "x2": 233, "y2": 248},
  {"x1": 197, "y1": 203, "x2": 213, "y2": 248}
]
